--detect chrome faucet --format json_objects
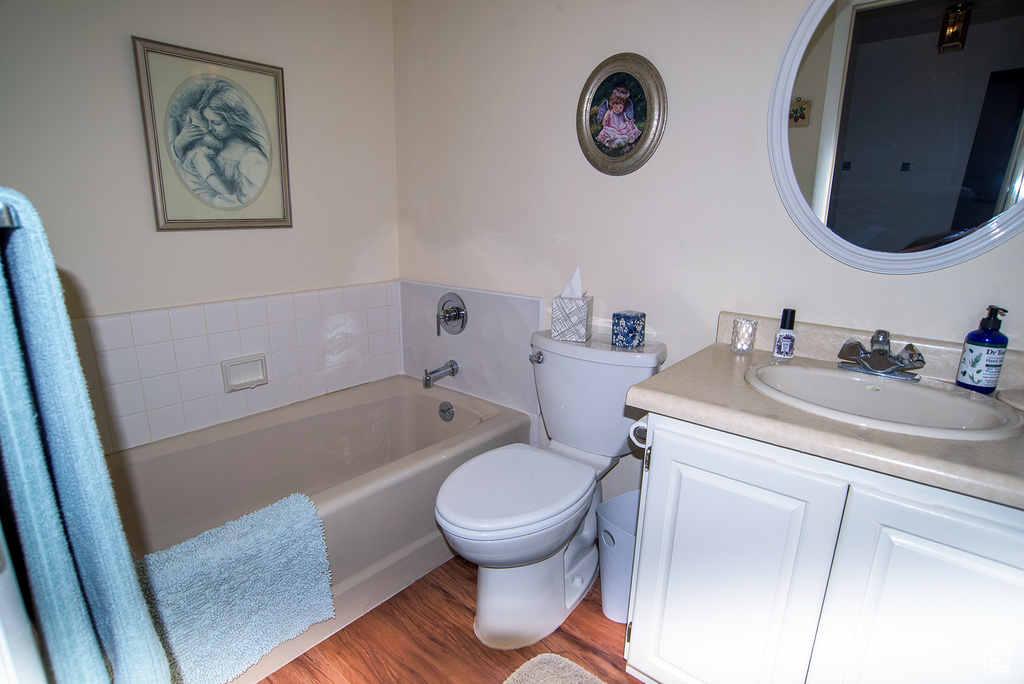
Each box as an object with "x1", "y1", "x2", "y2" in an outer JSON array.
[
  {"x1": 837, "y1": 330, "x2": 925, "y2": 382},
  {"x1": 423, "y1": 360, "x2": 459, "y2": 389}
]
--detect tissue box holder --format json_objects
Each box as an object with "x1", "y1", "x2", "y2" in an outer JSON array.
[
  {"x1": 551, "y1": 296, "x2": 593, "y2": 342},
  {"x1": 612, "y1": 310, "x2": 646, "y2": 348}
]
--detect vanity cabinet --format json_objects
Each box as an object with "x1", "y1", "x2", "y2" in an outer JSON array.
[{"x1": 625, "y1": 415, "x2": 1024, "y2": 684}]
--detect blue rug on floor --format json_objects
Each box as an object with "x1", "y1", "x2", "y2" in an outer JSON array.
[{"x1": 140, "y1": 493, "x2": 334, "y2": 684}]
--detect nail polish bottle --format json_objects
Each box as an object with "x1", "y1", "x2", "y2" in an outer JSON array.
[{"x1": 773, "y1": 308, "x2": 796, "y2": 359}]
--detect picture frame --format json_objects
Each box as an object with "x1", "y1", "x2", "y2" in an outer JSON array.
[
  {"x1": 132, "y1": 37, "x2": 292, "y2": 230},
  {"x1": 576, "y1": 53, "x2": 667, "y2": 176}
]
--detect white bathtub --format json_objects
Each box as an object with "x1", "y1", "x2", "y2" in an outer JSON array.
[{"x1": 107, "y1": 375, "x2": 530, "y2": 681}]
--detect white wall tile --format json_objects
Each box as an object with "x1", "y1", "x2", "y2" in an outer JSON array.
[
  {"x1": 173, "y1": 336, "x2": 211, "y2": 371},
  {"x1": 326, "y1": 364, "x2": 350, "y2": 393},
  {"x1": 275, "y1": 376, "x2": 303, "y2": 407},
  {"x1": 345, "y1": 310, "x2": 368, "y2": 337},
  {"x1": 130, "y1": 309, "x2": 172, "y2": 345},
  {"x1": 136, "y1": 341, "x2": 177, "y2": 379},
  {"x1": 296, "y1": 317, "x2": 324, "y2": 346},
  {"x1": 324, "y1": 339, "x2": 347, "y2": 367},
  {"x1": 347, "y1": 334, "x2": 370, "y2": 362},
  {"x1": 301, "y1": 371, "x2": 327, "y2": 399},
  {"x1": 204, "y1": 301, "x2": 239, "y2": 334},
  {"x1": 208, "y1": 331, "x2": 242, "y2": 364},
  {"x1": 147, "y1": 405, "x2": 186, "y2": 442},
  {"x1": 320, "y1": 287, "x2": 345, "y2": 315},
  {"x1": 271, "y1": 349, "x2": 300, "y2": 379},
  {"x1": 366, "y1": 282, "x2": 388, "y2": 308},
  {"x1": 368, "y1": 330, "x2": 390, "y2": 358},
  {"x1": 322, "y1": 313, "x2": 346, "y2": 341},
  {"x1": 367, "y1": 306, "x2": 389, "y2": 333},
  {"x1": 110, "y1": 413, "x2": 151, "y2": 450},
  {"x1": 240, "y1": 326, "x2": 271, "y2": 356},
  {"x1": 298, "y1": 345, "x2": 325, "y2": 374},
  {"x1": 294, "y1": 290, "x2": 321, "y2": 319},
  {"x1": 168, "y1": 305, "x2": 207, "y2": 339},
  {"x1": 216, "y1": 391, "x2": 248, "y2": 423},
  {"x1": 247, "y1": 383, "x2": 277, "y2": 414},
  {"x1": 236, "y1": 297, "x2": 269, "y2": 328},
  {"x1": 178, "y1": 366, "x2": 215, "y2": 401},
  {"x1": 266, "y1": 294, "x2": 295, "y2": 324},
  {"x1": 83, "y1": 280, "x2": 405, "y2": 452},
  {"x1": 344, "y1": 285, "x2": 367, "y2": 312},
  {"x1": 348, "y1": 360, "x2": 371, "y2": 385},
  {"x1": 269, "y1": 322, "x2": 297, "y2": 352},
  {"x1": 370, "y1": 356, "x2": 391, "y2": 382},
  {"x1": 142, "y1": 374, "x2": 182, "y2": 411},
  {"x1": 102, "y1": 381, "x2": 147, "y2": 419},
  {"x1": 183, "y1": 396, "x2": 218, "y2": 432},
  {"x1": 89, "y1": 314, "x2": 134, "y2": 351},
  {"x1": 95, "y1": 348, "x2": 140, "y2": 385}
]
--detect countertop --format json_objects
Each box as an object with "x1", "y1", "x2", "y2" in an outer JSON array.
[{"x1": 625, "y1": 313, "x2": 1024, "y2": 511}]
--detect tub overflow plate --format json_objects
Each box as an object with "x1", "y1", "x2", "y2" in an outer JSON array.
[{"x1": 438, "y1": 401, "x2": 455, "y2": 422}]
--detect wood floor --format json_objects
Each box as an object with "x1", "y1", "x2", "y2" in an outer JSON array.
[{"x1": 260, "y1": 556, "x2": 639, "y2": 683}]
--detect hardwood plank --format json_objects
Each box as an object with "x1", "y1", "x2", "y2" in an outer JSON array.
[{"x1": 263, "y1": 557, "x2": 638, "y2": 683}]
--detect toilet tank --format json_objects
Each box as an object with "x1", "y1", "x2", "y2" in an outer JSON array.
[{"x1": 531, "y1": 331, "x2": 667, "y2": 458}]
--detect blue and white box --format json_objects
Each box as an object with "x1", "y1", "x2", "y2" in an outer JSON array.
[{"x1": 612, "y1": 310, "x2": 646, "y2": 348}]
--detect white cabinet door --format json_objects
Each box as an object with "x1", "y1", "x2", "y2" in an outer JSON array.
[
  {"x1": 626, "y1": 422, "x2": 848, "y2": 684},
  {"x1": 807, "y1": 486, "x2": 1024, "y2": 684}
]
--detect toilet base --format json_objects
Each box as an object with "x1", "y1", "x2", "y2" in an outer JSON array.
[{"x1": 473, "y1": 518, "x2": 600, "y2": 650}]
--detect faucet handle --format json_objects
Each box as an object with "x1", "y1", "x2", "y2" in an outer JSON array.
[
  {"x1": 894, "y1": 343, "x2": 925, "y2": 370},
  {"x1": 838, "y1": 338, "x2": 868, "y2": 362}
]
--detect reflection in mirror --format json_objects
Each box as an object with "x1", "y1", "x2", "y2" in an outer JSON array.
[
  {"x1": 792, "y1": 0, "x2": 1024, "y2": 253},
  {"x1": 770, "y1": 0, "x2": 1024, "y2": 273}
]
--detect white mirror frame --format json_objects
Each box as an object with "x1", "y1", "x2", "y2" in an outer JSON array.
[{"x1": 768, "y1": 0, "x2": 1024, "y2": 274}]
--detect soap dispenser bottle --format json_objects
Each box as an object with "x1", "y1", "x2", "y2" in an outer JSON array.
[{"x1": 956, "y1": 305, "x2": 1008, "y2": 395}]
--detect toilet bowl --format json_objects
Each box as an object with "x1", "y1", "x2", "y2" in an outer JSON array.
[{"x1": 434, "y1": 331, "x2": 667, "y2": 649}]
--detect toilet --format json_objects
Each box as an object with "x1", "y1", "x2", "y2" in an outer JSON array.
[{"x1": 434, "y1": 330, "x2": 667, "y2": 649}]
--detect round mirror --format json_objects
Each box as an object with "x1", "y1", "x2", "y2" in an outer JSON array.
[{"x1": 769, "y1": 0, "x2": 1024, "y2": 273}]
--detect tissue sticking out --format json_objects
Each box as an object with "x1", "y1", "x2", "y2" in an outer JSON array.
[{"x1": 551, "y1": 267, "x2": 593, "y2": 342}]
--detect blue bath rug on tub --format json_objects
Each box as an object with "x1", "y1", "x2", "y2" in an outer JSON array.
[{"x1": 139, "y1": 493, "x2": 334, "y2": 684}]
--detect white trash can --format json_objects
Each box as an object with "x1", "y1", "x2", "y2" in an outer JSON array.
[{"x1": 596, "y1": 489, "x2": 640, "y2": 623}]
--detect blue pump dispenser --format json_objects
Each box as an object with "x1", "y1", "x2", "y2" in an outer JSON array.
[{"x1": 956, "y1": 305, "x2": 1008, "y2": 395}]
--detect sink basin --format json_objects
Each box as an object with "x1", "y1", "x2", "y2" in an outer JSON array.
[{"x1": 744, "y1": 361, "x2": 1024, "y2": 441}]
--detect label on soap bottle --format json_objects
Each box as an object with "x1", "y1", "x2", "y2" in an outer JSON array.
[
  {"x1": 957, "y1": 342, "x2": 1005, "y2": 389},
  {"x1": 773, "y1": 331, "x2": 796, "y2": 359}
]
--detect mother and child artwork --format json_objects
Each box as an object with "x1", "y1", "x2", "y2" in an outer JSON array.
[
  {"x1": 133, "y1": 37, "x2": 292, "y2": 230},
  {"x1": 167, "y1": 77, "x2": 271, "y2": 210},
  {"x1": 589, "y1": 72, "x2": 647, "y2": 157}
]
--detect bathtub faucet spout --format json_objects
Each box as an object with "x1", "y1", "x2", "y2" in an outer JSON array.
[{"x1": 423, "y1": 360, "x2": 459, "y2": 389}]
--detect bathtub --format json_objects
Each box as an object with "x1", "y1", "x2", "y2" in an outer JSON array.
[{"x1": 106, "y1": 375, "x2": 530, "y2": 681}]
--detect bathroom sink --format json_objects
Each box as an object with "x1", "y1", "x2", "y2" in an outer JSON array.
[{"x1": 744, "y1": 361, "x2": 1024, "y2": 441}]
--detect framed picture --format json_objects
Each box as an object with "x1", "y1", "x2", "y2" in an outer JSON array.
[
  {"x1": 132, "y1": 37, "x2": 292, "y2": 230},
  {"x1": 576, "y1": 53, "x2": 667, "y2": 176}
]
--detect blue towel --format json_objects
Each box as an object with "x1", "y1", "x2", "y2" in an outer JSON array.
[
  {"x1": 0, "y1": 187, "x2": 171, "y2": 683},
  {"x1": 141, "y1": 493, "x2": 335, "y2": 684}
]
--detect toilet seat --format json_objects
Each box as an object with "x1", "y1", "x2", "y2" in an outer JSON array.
[{"x1": 435, "y1": 444, "x2": 596, "y2": 541}]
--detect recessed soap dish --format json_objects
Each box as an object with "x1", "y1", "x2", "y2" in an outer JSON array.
[{"x1": 221, "y1": 354, "x2": 268, "y2": 392}]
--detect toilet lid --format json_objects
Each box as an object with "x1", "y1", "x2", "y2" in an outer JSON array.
[{"x1": 436, "y1": 444, "x2": 596, "y2": 535}]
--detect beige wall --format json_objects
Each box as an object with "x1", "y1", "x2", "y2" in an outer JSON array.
[
  {"x1": 393, "y1": 0, "x2": 1024, "y2": 367},
  {"x1": 0, "y1": 0, "x2": 399, "y2": 319},
  {"x1": 3, "y1": 0, "x2": 1023, "y2": 372}
]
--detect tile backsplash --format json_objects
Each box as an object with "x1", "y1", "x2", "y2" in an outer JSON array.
[{"x1": 76, "y1": 281, "x2": 402, "y2": 453}]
